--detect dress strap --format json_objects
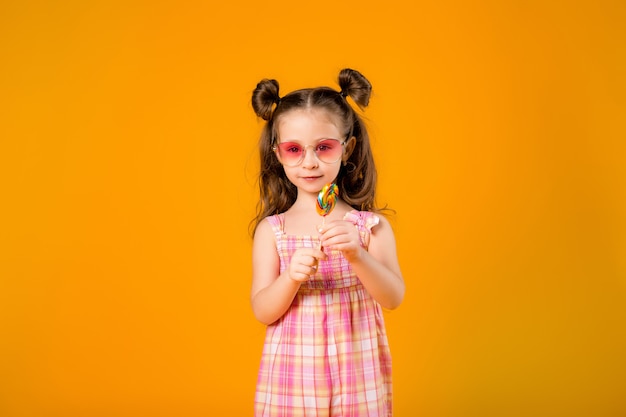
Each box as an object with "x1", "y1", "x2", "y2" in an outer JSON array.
[
  {"x1": 343, "y1": 210, "x2": 380, "y2": 249},
  {"x1": 265, "y1": 214, "x2": 285, "y2": 241}
]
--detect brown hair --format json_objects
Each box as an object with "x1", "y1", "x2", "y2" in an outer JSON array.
[{"x1": 250, "y1": 68, "x2": 384, "y2": 236}]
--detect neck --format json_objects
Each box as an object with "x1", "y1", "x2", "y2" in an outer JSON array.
[{"x1": 290, "y1": 192, "x2": 319, "y2": 213}]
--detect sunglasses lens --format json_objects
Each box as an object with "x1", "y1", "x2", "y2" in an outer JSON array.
[
  {"x1": 315, "y1": 139, "x2": 342, "y2": 163},
  {"x1": 275, "y1": 139, "x2": 343, "y2": 166},
  {"x1": 276, "y1": 142, "x2": 304, "y2": 166}
]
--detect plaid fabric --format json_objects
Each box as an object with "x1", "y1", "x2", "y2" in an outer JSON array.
[{"x1": 255, "y1": 211, "x2": 393, "y2": 417}]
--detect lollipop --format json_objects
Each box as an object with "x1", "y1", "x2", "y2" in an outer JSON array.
[
  {"x1": 317, "y1": 182, "x2": 338, "y2": 228},
  {"x1": 317, "y1": 183, "x2": 338, "y2": 218},
  {"x1": 316, "y1": 183, "x2": 338, "y2": 251}
]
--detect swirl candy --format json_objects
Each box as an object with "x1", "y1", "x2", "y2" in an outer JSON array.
[
  {"x1": 316, "y1": 183, "x2": 338, "y2": 251},
  {"x1": 316, "y1": 183, "x2": 339, "y2": 219}
]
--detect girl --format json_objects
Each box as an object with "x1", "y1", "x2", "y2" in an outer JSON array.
[{"x1": 250, "y1": 68, "x2": 404, "y2": 417}]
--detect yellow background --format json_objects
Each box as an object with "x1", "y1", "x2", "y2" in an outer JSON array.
[{"x1": 1, "y1": 1, "x2": 625, "y2": 416}]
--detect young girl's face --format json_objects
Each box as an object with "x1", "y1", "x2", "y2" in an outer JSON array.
[{"x1": 275, "y1": 108, "x2": 346, "y2": 194}]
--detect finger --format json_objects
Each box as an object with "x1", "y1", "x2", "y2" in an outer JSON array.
[
  {"x1": 295, "y1": 254, "x2": 313, "y2": 266},
  {"x1": 302, "y1": 260, "x2": 319, "y2": 273},
  {"x1": 291, "y1": 267, "x2": 312, "y2": 282},
  {"x1": 318, "y1": 221, "x2": 338, "y2": 235},
  {"x1": 302, "y1": 249, "x2": 325, "y2": 260}
]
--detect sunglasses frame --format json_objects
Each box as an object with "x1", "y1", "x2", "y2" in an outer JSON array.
[{"x1": 272, "y1": 138, "x2": 348, "y2": 167}]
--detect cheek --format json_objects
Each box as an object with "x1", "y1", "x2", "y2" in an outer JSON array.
[
  {"x1": 281, "y1": 166, "x2": 298, "y2": 180},
  {"x1": 327, "y1": 162, "x2": 343, "y2": 177}
]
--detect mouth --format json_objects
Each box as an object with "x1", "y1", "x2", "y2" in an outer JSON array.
[{"x1": 301, "y1": 175, "x2": 322, "y2": 181}]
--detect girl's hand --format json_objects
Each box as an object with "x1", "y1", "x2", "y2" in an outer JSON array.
[
  {"x1": 288, "y1": 248, "x2": 326, "y2": 282},
  {"x1": 319, "y1": 220, "x2": 363, "y2": 262}
]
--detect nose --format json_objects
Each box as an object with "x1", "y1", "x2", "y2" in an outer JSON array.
[{"x1": 300, "y1": 145, "x2": 319, "y2": 168}]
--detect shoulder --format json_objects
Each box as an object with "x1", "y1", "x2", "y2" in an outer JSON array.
[
  {"x1": 363, "y1": 212, "x2": 398, "y2": 255},
  {"x1": 346, "y1": 210, "x2": 397, "y2": 240},
  {"x1": 370, "y1": 214, "x2": 395, "y2": 238},
  {"x1": 254, "y1": 215, "x2": 278, "y2": 241},
  {"x1": 343, "y1": 210, "x2": 381, "y2": 231},
  {"x1": 253, "y1": 217, "x2": 279, "y2": 259},
  {"x1": 262, "y1": 213, "x2": 283, "y2": 227}
]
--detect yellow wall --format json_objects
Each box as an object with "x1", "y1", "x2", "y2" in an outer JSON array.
[{"x1": 1, "y1": 1, "x2": 625, "y2": 416}]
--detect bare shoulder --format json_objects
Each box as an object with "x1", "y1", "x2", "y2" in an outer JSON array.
[
  {"x1": 368, "y1": 212, "x2": 398, "y2": 251},
  {"x1": 370, "y1": 212, "x2": 395, "y2": 235},
  {"x1": 253, "y1": 216, "x2": 277, "y2": 248},
  {"x1": 251, "y1": 217, "x2": 282, "y2": 302},
  {"x1": 252, "y1": 217, "x2": 280, "y2": 281}
]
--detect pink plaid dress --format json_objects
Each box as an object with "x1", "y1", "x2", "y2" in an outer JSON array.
[{"x1": 255, "y1": 210, "x2": 393, "y2": 417}]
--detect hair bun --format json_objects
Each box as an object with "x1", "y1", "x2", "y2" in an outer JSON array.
[
  {"x1": 252, "y1": 79, "x2": 280, "y2": 121},
  {"x1": 338, "y1": 68, "x2": 372, "y2": 108}
]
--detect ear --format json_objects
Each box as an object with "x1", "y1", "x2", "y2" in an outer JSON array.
[{"x1": 342, "y1": 136, "x2": 356, "y2": 161}]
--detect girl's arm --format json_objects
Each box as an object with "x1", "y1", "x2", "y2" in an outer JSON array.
[
  {"x1": 320, "y1": 215, "x2": 405, "y2": 309},
  {"x1": 250, "y1": 219, "x2": 325, "y2": 325}
]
